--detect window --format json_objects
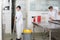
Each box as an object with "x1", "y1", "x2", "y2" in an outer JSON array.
[{"x1": 30, "y1": 0, "x2": 60, "y2": 11}]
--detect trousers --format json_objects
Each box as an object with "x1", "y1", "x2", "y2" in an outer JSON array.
[{"x1": 16, "y1": 21, "x2": 23, "y2": 39}]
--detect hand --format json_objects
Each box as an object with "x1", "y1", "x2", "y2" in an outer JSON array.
[{"x1": 49, "y1": 17, "x2": 54, "y2": 21}]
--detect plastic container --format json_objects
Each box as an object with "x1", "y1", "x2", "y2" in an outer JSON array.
[{"x1": 23, "y1": 29, "x2": 32, "y2": 40}]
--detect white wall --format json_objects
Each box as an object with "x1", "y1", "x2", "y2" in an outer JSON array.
[
  {"x1": 2, "y1": 0, "x2": 12, "y2": 34},
  {"x1": 3, "y1": 11, "x2": 11, "y2": 34}
]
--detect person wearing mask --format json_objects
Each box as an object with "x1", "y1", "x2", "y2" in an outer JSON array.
[{"x1": 15, "y1": 6, "x2": 23, "y2": 40}]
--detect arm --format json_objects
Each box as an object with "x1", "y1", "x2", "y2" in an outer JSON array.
[
  {"x1": 49, "y1": 17, "x2": 54, "y2": 21},
  {"x1": 58, "y1": 11, "x2": 60, "y2": 15},
  {"x1": 48, "y1": 12, "x2": 54, "y2": 21}
]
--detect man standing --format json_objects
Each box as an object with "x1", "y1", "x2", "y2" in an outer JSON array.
[{"x1": 15, "y1": 6, "x2": 23, "y2": 40}]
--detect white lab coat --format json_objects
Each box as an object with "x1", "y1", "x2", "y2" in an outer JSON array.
[
  {"x1": 48, "y1": 9, "x2": 57, "y2": 29},
  {"x1": 48, "y1": 9, "x2": 57, "y2": 21},
  {"x1": 15, "y1": 11, "x2": 23, "y2": 39}
]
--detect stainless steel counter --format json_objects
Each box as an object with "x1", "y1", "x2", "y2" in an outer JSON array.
[{"x1": 32, "y1": 21, "x2": 60, "y2": 29}]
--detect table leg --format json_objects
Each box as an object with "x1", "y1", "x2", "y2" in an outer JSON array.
[
  {"x1": 43, "y1": 29, "x2": 46, "y2": 40},
  {"x1": 49, "y1": 30, "x2": 51, "y2": 40},
  {"x1": 33, "y1": 25, "x2": 35, "y2": 40}
]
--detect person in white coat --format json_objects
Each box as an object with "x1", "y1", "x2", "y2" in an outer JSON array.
[
  {"x1": 48, "y1": 6, "x2": 57, "y2": 40},
  {"x1": 15, "y1": 6, "x2": 23, "y2": 40},
  {"x1": 48, "y1": 6, "x2": 56, "y2": 21}
]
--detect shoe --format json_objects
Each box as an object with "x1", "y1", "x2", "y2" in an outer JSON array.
[
  {"x1": 16, "y1": 38, "x2": 22, "y2": 40},
  {"x1": 22, "y1": 33, "x2": 24, "y2": 35},
  {"x1": 20, "y1": 38, "x2": 22, "y2": 40}
]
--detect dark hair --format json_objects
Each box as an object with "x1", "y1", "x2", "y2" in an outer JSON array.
[
  {"x1": 16, "y1": 6, "x2": 21, "y2": 9},
  {"x1": 48, "y1": 6, "x2": 53, "y2": 9}
]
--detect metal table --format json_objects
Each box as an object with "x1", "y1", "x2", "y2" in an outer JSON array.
[{"x1": 32, "y1": 21, "x2": 60, "y2": 40}]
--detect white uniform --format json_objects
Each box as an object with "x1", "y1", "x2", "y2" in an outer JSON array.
[
  {"x1": 48, "y1": 9, "x2": 57, "y2": 21},
  {"x1": 15, "y1": 11, "x2": 23, "y2": 39},
  {"x1": 48, "y1": 9, "x2": 57, "y2": 29}
]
